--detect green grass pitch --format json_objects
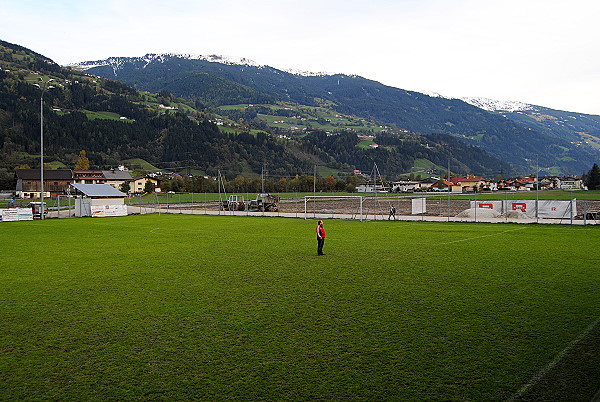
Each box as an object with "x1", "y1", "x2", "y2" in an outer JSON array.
[{"x1": 1, "y1": 215, "x2": 599, "y2": 400}]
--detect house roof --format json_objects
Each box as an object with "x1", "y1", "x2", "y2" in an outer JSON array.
[
  {"x1": 71, "y1": 184, "x2": 127, "y2": 198},
  {"x1": 15, "y1": 169, "x2": 73, "y2": 180},
  {"x1": 450, "y1": 177, "x2": 484, "y2": 184},
  {"x1": 102, "y1": 170, "x2": 133, "y2": 181},
  {"x1": 74, "y1": 170, "x2": 104, "y2": 178},
  {"x1": 420, "y1": 177, "x2": 439, "y2": 184}
]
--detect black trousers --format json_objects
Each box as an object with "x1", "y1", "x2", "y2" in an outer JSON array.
[{"x1": 317, "y1": 237, "x2": 325, "y2": 255}]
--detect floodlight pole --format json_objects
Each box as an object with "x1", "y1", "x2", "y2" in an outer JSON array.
[
  {"x1": 536, "y1": 155, "x2": 539, "y2": 223},
  {"x1": 474, "y1": 186, "x2": 477, "y2": 222},
  {"x1": 313, "y1": 165, "x2": 316, "y2": 218},
  {"x1": 40, "y1": 91, "x2": 44, "y2": 219},
  {"x1": 35, "y1": 77, "x2": 54, "y2": 220},
  {"x1": 218, "y1": 170, "x2": 222, "y2": 215},
  {"x1": 447, "y1": 155, "x2": 451, "y2": 221}
]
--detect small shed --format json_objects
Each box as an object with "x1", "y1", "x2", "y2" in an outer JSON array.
[{"x1": 71, "y1": 184, "x2": 128, "y2": 217}]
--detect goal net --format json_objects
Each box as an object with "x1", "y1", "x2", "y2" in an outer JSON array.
[{"x1": 304, "y1": 196, "x2": 364, "y2": 221}]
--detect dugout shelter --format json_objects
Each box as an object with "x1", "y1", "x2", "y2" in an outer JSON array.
[{"x1": 71, "y1": 184, "x2": 128, "y2": 218}]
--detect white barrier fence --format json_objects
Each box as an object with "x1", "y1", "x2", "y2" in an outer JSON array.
[
  {"x1": 469, "y1": 200, "x2": 577, "y2": 219},
  {"x1": 0, "y1": 208, "x2": 33, "y2": 222}
]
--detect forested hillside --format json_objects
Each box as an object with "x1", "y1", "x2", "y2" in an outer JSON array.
[
  {"x1": 488, "y1": 106, "x2": 600, "y2": 160},
  {"x1": 78, "y1": 54, "x2": 600, "y2": 175},
  {"x1": 0, "y1": 41, "x2": 311, "y2": 183},
  {"x1": 0, "y1": 39, "x2": 512, "y2": 190}
]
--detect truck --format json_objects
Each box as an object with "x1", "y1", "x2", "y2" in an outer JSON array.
[{"x1": 247, "y1": 193, "x2": 280, "y2": 212}]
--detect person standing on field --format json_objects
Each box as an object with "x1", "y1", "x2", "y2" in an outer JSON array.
[
  {"x1": 316, "y1": 220, "x2": 326, "y2": 256},
  {"x1": 388, "y1": 205, "x2": 396, "y2": 220}
]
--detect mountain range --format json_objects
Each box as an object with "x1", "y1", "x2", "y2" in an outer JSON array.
[
  {"x1": 0, "y1": 39, "x2": 598, "y2": 191},
  {"x1": 0, "y1": 39, "x2": 513, "y2": 189},
  {"x1": 73, "y1": 53, "x2": 600, "y2": 175}
]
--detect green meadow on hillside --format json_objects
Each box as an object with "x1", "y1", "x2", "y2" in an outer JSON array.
[{"x1": 1, "y1": 215, "x2": 599, "y2": 400}]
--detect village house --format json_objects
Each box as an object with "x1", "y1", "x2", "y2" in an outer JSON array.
[
  {"x1": 73, "y1": 170, "x2": 105, "y2": 185},
  {"x1": 447, "y1": 176, "x2": 487, "y2": 192},
  {"x1": 391, "y1": 181, "x2": 420, "y2": 192},
  {"x1": 557, "y1": 176, "x2": 584, "y2": 190},
  {"x1": 390, "y1": 177, "x2": 441, "y2": 193},
  {"x1": 102, "y1": 170, "x2": 134, "y2": 190},
  {"x1": 131, "y1": 176, "x2": 160, "y2": 194},
  {"x1": 417, "y1": 177, "x2": 440, "y2": 191},
  {"x1": 13, "y1": 169, "x2": 159, "y2": 199},
  {"x1": 513, "y1": 177, "x2": 536, "y2": 190},
  {"x1": 15, "y1": 169, "x2": 74, "y2": 199},
  {"x1": 357, "y1": 183, "x2": 390, "y2": 193},
  {"x1": 443, "y1": 179, "x2": 463, "y2": 193}
]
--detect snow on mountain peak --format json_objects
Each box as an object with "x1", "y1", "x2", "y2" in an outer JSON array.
[
  {"x1": 68, "y1": 53, "x2": 263, "y2": 74},
  {"x1": 176, "y1": 53, "x2": 261, "y2": 66},
  {"x1": 421, "y1": 92, "x2": 539, "y2": 112},
  {"x1": 420, "y1": 90, "x2": 450, "y2": 99},
  {"x1": 67, "y1": 56, "x2": 541, "y2": 114},
  {"x1": 461, "y1": 97, "x2": 538, "y2": 112},
  {"x1": 283, "y1": 68, "x2": 334, "y2": 77}
]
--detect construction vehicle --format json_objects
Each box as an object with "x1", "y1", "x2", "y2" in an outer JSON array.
[
  {"x1": 220, "y1": 195, "x2": 246, "y2": 211},
  {"x1": 247, "y1": 193, "x2": 280, "y2": 212}
]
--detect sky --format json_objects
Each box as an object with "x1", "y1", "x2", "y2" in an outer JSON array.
[{"x1": 2, "y1": 0, "x2": 599, "y2": 115}]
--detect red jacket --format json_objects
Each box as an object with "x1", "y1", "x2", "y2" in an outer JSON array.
[{"x1": 316, "y1": 225, "x2": 326, "y2": 239}]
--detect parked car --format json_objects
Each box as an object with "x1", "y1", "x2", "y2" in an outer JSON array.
[{"x1": 29, "y1": 201, "x2": 48, "y2": 218}]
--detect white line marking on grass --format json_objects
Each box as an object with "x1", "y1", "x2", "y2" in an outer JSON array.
[
  {"x1": 439, "y1": 227, "x2": 529, "y2": 245},
  {"x1": 509, "y1": 316, "x2": 600, "y2": 401}
]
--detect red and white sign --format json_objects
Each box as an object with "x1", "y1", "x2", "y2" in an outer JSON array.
[
  {"x1": 471, "y1": 200, "x2": 576, "y2": 219},
  {"x1": 91, "y1": 204, "x2": 128, "y2": 217},
  {"x1": 512, "y1": 203, "x2": 527, "y2": 212}
]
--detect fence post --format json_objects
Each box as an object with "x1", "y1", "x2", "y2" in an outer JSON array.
[
  {"x1": 474, "y1": 192, "x2": 477, "y2": 222},
  {"x1": 447, "y1": 192, "x2": 451, "y2": 222},
  {"x1": 570, "y1": 192, "x2": 573, "y2": 225},
  {"x1": 360, "y1": 196, "x2": 363, "y2": 222}
]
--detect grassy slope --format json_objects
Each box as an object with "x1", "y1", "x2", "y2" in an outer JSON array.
[
  {"x1": 217, "y1": 102, "x2": 395, "y2": 136},
  {"x1": 1, "y1": 215, "x2": 599, "y2": 400},
  {"x1": 121, "y1": 158, "x2": 161, "y2": 173}
]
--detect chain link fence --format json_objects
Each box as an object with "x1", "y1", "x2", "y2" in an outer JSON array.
[{"x1": 2, "y1": 192, "x2": 599, "y2": 225}]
